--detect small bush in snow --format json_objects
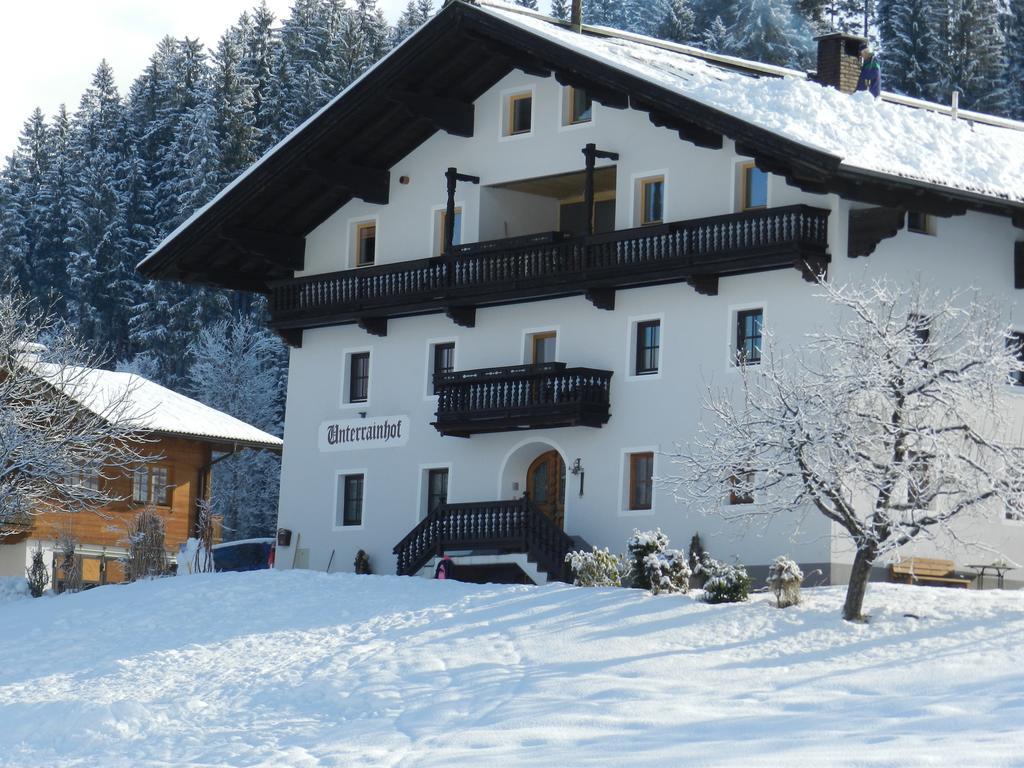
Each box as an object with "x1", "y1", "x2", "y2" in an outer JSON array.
[
  {"x1": 700, "y1": 554, "x2": 751, "y2": 604},
  {"x1": 126, "y1": 507, "x2": 168, "y2": 581},
  {"x1": 767, "y1": 556, "x2": 804, "y2": 608},
  {"x1": 566, "y1": 547, "x2": 622, "y2": 587},
  {"x1": 26, "y1": 544, "x2": 49, "y2": 597},
  {"x1": 354, "y1": 549, "x2": 372, "y2": 574},
  {"x1": 643, "y1": 549, "x2": 691, "y2": 595},
  {"x1": 688, "y1": 533, "x2": 707, "y2": 588},
  {"x1": 626, "y1": 528, "x2": 670, "y2": 590}
]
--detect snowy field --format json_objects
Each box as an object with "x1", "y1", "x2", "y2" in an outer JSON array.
[{"x1": 1, "y1": 571, "x2": 1023, "y2": 767}]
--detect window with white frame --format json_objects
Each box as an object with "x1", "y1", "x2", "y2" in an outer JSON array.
[
  {"x1": 734, "y1": 308, "x2": 763, "y2": 365},
  {"x1": 342, "y1": 350, "x2": 371, "y2": 405},
  {"x1": 336, "y1": 473, "x2": 364, "y2": 527}
]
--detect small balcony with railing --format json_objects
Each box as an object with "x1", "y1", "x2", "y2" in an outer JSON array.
[{"x1": 432, "y1": 362, "x2": 612, "y2": 437}]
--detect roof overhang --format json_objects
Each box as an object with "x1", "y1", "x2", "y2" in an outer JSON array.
[{"x1": 138, "y1": 1, "x2": 1024, "y2": 292}]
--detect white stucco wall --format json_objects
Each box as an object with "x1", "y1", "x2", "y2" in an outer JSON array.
[{"x1": 277, "y1": 70, "x2": 1024, "y2": 581}]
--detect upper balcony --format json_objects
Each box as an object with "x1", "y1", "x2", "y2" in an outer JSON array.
[{"x1": 268, "y1": 204, "x2": 830, "y2": 339}]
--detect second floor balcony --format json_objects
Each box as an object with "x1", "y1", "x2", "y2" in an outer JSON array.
[
  {"x1": 432, "y1": 362, "x2": 613, "y2": 438},
  {"x1": 268, "y1": 204, "x2": 830, "y2": 336}
]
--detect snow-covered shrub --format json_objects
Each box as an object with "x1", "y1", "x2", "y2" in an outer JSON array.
[
  {"x1": 767, "y1": 556, "x2": 804, "y2": 608},
  {"x1": 26, "y1": 544, "x2": 49, "y2": 597},
  {"x1": 566, "y1": 547, "x2": 623, "y2": 587},
  {"x1": 700, "y1": 554, "x2": 751, "y2": 604},
  {"x1": 643, "y1": 549, "x2": 691, "y2": 595},
  {"x1": 56, "y1": 532, "x2": 82, "y2": 593},
  {"x1": 626, "y1": 528, "x2": 670, "y2": 590}
]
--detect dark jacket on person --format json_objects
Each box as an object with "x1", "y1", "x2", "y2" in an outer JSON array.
[{"x1": 857, "y1": 55, "x2": 881, "y2": 97}]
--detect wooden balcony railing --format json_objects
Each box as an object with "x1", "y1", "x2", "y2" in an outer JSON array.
[
  {"x1": 268, "y1": 205, "x2": 830, "y2": 330},
  {"x1": 393, "y1": 498, "x2": 575, "y2": 581},
  {"x1": 432, "y1": 362, "x2": 612, "y2": 437}
]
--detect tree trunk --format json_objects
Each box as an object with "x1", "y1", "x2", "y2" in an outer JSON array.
[{"x1": 842, "y1": 544, "x2": 878, "y2": 622}]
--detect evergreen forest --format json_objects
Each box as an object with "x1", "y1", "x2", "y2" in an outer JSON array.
[{"x1": 1, "y1": 0, "x2": 1021, "y2": 538}]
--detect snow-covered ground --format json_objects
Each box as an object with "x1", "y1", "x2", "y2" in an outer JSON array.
[{"x1": 1, "y1": 572, "x2": 1022, "y2": 767}]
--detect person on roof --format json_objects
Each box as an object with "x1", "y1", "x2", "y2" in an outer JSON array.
[{"x1": 856, "y1": 42, "x2": 881, "y2": 97}]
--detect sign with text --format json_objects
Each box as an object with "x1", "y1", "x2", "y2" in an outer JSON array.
[{"x1": 318, "y1": 415, "x2": 410, "y2": 452}]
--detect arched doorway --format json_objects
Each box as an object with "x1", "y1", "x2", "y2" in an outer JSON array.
[{"x1": 527, "y1": 450, "x2": 566, "y2": 529}]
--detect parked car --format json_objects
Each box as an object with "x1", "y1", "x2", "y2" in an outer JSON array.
[{"x1": 211, "y1": 538, "x2": 276, "y2": 572}]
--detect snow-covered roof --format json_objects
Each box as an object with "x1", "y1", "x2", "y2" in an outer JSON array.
[
  {"x1": 477, "y1": 1, "x2": 1024, "y2": 206},
  {"x1": 30, "y1": 363, "x2": 283, "y2": 450}
]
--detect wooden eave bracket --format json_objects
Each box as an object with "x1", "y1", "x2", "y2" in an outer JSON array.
[
  {"x1": 556, "y1": 71, "x2": 629, "y2": 110},
  {"x1": 847, "y1": 206, "x2": 906, "y2": 258},
  {"x1": 639, "y1": 101, "x2": 723, "y2": 149},
  {"x1": 277, "y1": 328, "x2": 303, "y2": 348},
  {"x1": 358, "y1": 317, "x2": 388, "y2": 337},
  {"x1": 796, "y1": 254, "x2": 829, "y2": 283},
  {"x1": 446, "y1": 306, "x2": 476, "y2": 328},
  {"x1": 688, "y1": 275, "x2": 719, "y2": 296},
  {"x1": 390, "y1": 88, "x2": 475, "y2": 138},
  {"x1": 585, "y1": 286, "x2": 615, "y2": 310},
  {"x1": 220, "y1": 227, "x2": 305, "y2": 271},
  {"x1": 303, "y1": 158, "x2": 390, "y2": 205}
]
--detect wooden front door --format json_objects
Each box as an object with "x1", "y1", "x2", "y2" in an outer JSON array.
[{"x1": 527, "y1": 450, "x2": 566, "y2": 529}]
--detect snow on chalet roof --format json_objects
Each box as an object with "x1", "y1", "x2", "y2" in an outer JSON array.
[
  {"x1": 478, "y1": 1, "x2": 1024, "y2": 206},
  {"x1": 30, "y1": 363, "x2": 283, "y2": 449}
]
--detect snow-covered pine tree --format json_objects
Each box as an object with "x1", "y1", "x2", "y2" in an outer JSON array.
[
  {"x1": 938, "y1": 0, "x2": 1010, "y2": 114},
  {"x1": 36, "y1": 105, "x2": 75, "y2": 313},
  {"x1": 355, "y1": 0, "x2": 393, "y2": 71},
  {"x1": 658, "y1": 0, "x2": 697, "y2": 43},
  {"x1": 212, "y1": 26, "x2": 258, "y2": 182},
  {"x1": 702, "y1": 15, "x2": 733, "y2": 54},
  {"x1": 550, "y1": 0, "x2": 571, "y2": 20},
  {"x1": 726, "y1": 0, "x2": 813, "y2": 67},
  {"x1": 1005, "y1": 0, "x2": 1024, "y2": 118},
  {"x1": 877, "y1": 0, "x2": 943, "y2": 101},
  {"x1": 584, "y1": 0, "x2": 626, "y2": 28},
  {"x1": 515, "y1": 0, "x2": 540, "y2": 10},
  {"x1": 186, "y1": 316, "x2": 286, "y2": 540}
]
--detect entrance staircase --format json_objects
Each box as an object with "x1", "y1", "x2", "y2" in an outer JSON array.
[{"x1": 393, "y1": 498, "x2": 579, "y2": 584}]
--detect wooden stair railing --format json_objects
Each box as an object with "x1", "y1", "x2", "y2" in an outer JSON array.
[{"x1": 393, "y1": 498, "x2": 576, "y2": 582}]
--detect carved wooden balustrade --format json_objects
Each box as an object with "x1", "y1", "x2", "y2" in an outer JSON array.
[
  {"x1": 393, "y1": 498, "x2": 575, "y2": 581},
  {"x1": 432, "y1": 362, "x2": 612, "y2": 437},
  {"x1": 268, "y1": 205, "x2": 830, "y2": 331}
]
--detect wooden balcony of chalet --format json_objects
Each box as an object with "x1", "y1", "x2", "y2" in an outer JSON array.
[
  {"x1": 267, "y1": 204, "x2": 831, "y2": 337},
  {"x1": 432, "y1": 362, "x2": 612, "y2": 437}
]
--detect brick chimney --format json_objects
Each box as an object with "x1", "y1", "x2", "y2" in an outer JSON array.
[{"x1": 813, "y1": 32, "x2": 867, "y2": 94}]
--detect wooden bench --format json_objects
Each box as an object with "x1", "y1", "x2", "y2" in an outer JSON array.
[{"x1": 890, "y1": 557, "x2": 974, "y2": 588}]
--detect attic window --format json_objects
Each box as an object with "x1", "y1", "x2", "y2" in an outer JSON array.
[
  {"x1": 564, "y1": 87, "x2": 592, "y2": 125},
  {"x1": 355, "y1": 221, "x2": 376, "y2": 266},
  {"x1": 739, "y1": 162, "x2": 767, "y2": 210},
  {"x1": 907, "y1": 211, "x2": 935, "y2": 235},
  {"x1": 506, "y1": 92, "x2": 533, "y2": 136}
]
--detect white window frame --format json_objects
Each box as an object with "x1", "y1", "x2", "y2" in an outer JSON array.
[
  {"x1": 424, "y1": 337, "x2": 458, "y2": 400},
  {"x1": 558, "y1": 85, "x2": 594, "y2": 131},
  {"x1": 499, "y1": 84, "x2": 536, "y2": 141},
  {"x1": 333, "y1": 469, "x2": 368, "y2": 530},
  {"x1": 348, "y1": 215, "x2": 380, "y2": 268},
  {"x1": 521, "y1": 326, "x2": 560, "y2": 365},
  {"x1": 727, "y1": 302, "x2": 767, "y2": 369},
  {"x1": 340, "y1": 345, "x2": 374, "y2": 408},
  {"x1": 625, "y1": 313, "x2": 665, "y2": 382},
  {"x1": 618, "y1": 446, "x2": 659, "y2": 517},
  {"x1": 631, "y1": 170, "x2": 668, "y2": 227},
  {"x1": 416, "y1": 462, "x2": 454, "y2": 524}
]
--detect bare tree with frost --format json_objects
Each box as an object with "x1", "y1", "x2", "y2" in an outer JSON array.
[
  {"x1": 669, "y1": 279, "x2": 1024, "y2": 621},
  {"x1": 0, "y1": 289, "x2": 152, "y2": 536}
]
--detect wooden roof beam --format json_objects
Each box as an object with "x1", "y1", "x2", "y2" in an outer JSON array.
[
  {"x1": 389, "y1": 88, "x2": 475, "y2": 138},
  {"x1": 644, "y1": 107, "x2": 723, "y2": 149},
  {"x1": 555, "y1": 71, "x2": 628, "y2": 110},
  {"x1": 220, "y1": 227, "x2": 305, "y2": 271},
  {"x1": 304, "y1": 158, "x2": 390, "y2": 205}
]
